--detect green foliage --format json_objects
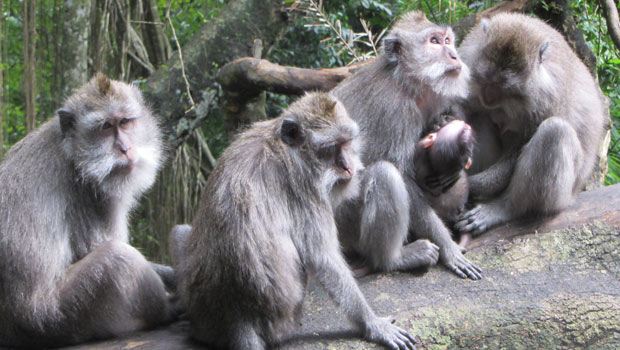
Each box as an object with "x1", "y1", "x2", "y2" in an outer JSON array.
[
  {"x1": 570, "y1": 0, "x2": 620, "y2": 184},
  {"x1": 157, "y1": 0, "x2": 226, "y2": 47}
]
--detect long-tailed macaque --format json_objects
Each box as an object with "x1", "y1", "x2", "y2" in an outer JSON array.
[
  {"x1": 170, "y1": 93, "x2": 416, "y2": 350},
  {"x1": 414, "y1": 119, "x2": 474, "y2": 247},
  {"x1": 456, "y1": 13, "x2": 607, "y2": 235},
  {"x1": 0, "y1": 74, "x2": 172, "y2": 348},
  {"x1": 332, "y1": 11, "x2": 482, "y2": 279}
]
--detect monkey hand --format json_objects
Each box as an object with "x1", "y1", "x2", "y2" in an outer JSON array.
[
  {"x1": 455, "y1": 204, "x2": 504, "y2": 237},
  {"x1": 364, "y1": 317, "x2": 417, "y2": 350},
  {"x1": 439, "y1": 242, "x2": 483, "y2": 280},
  {"x1": 425, "y1": 172, "x2": 460, "y2": 196}
]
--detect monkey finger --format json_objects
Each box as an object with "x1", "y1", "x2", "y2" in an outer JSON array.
[
  {"x1": 463, "y1": 265, "x2": 483, "y2": 280},
  {"x1": 459, "y1": 206, "x2": 481, "y2": 220},
  {"x1": 399, "y1": 328, "x2": 418, "y2": 345},
  {"x1": 448, "y1": 264, "x2": 469, "y2": 279}
]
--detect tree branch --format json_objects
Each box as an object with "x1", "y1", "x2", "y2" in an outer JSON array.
[
  {"x1": 217, "y1": 57, "x2": 366, "y2": 97},
  {"x1": 600, "y1": 0, "x2": 620, "y2": 52}
]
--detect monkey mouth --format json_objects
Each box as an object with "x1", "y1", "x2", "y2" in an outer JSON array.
[{"x1": 444, "y1": 65, "x2": 462, "y2": 75}]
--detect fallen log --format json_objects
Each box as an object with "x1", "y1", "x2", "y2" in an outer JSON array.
[{"x1": 65, "y1": 184, "x2": 620, "y2": 349}]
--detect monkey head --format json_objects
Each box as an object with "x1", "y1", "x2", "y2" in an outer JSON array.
[
  {"x1": 56, "y1": 73, "x2": 163, "y2": 197},
  {"x1": 420, "y1": 119, "x2": 474, "y2": 175},
  {"x1": 459, "y1": 13, "x2": 559, "y2": 113},
  {"x1": 381, "y1": 11, "x2": 470, "y2": 98},
  {"x1": 277, "y1": 93, "x2": 363, "y2": 208}
]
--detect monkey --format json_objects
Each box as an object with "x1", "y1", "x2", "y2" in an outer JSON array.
[
  {"x1": 170, "y1": 92, "x2": 417, "y2": 350},
  {"x1": 455, "y1": 13, "x2": 607, "y2": 235},
  {"x1": 0, "y1": 73, "x2": 172, "y2": 348},
  {"x1": 332, "y1": 11, "x2": 483, "y2": 280},
  {"x1": 414, "y1": 119, "x2": 474, "y2": 248}
]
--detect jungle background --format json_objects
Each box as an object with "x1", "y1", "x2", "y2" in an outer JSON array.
[{"x1": 0, "y1": 0, "x2": 618, "y2": 263}]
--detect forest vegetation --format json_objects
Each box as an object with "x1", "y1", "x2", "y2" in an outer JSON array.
[{"x1": 0, "y1": 0, "x2": 618, "y2": 262}]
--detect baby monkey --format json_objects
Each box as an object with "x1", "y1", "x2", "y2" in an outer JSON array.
[
  {"x1": 170, "y1": 92, "x2": 416, "y2": 350},
  {"x1": 415, "y1": 118, "x2": 474, "y2": 247}
]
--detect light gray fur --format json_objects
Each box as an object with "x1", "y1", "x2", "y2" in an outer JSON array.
[
  {"x1": 0, "y1": 74, "x2": 171, "y2": 348},
  {"x1": 332, "y1": 11, "x2": 481, "y2": 279},
  {"x1": 170, "y1": 92, "x2": 416, "y2": 350},
  {"x1": 456, "y1": 13, "x2": 607, "y2": 235}
]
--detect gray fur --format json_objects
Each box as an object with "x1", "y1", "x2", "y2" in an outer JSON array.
[
  {"x1": 456, "y1": 13, "x2": 607, "y2": 235},
  {"x1": 0, "y1": 74, "x2": 171, "y2": 348},
  {"x1": 170, "y1": 92, "x2": 416, "y2": 350},
  {"x1": 332, "y1": 11, "x2": 481, "y2": 280}
]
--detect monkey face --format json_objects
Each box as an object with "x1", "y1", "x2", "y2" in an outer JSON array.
[{"x1": 58, "y1": 74, "x2": 163, "y2": 196}]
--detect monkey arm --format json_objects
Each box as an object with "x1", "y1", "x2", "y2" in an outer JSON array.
[
  {"x1": 468, "y1": 150, "x2": 519, "y2": 201},
  {"x1": 424, "y1": 170, "x2": 461, "y2": 195},
  {"x1": 307, "y1": 227, "x2": 416, "y2": 350},
  {"x1": 405, "y1": 177, "x2": 483, "y2": 280}
]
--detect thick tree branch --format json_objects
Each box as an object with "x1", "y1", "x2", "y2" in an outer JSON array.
[
  {"x1": 64, "y1": 184, "x2": 620, "y2": 350},
  {"x1": 600, "y1": 0, "x2": 620, "y2": 52},
  {"x1": 218, "y1": 58, "x2": 365, "y2": 97}
]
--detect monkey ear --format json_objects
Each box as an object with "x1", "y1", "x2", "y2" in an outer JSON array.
[
  {"x1": 280, "y1": 118, "x2": 305, "y2": 147},
  {"x1": 57, "y1": 109, "x2": 76, "y2": 137},
  {"x1": 383, "y1": 37, "x2": 401, "y2": 64},
  {"x1": 539, "y1": 41, "x2": 550, "y2": 63}
]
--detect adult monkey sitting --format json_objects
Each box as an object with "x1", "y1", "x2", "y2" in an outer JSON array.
[
  {"x1": 0, "y1": 74, "x2": 172, "y2": 348},
  {"x1": 333, "y1": 11, "x2": 482, "y2": 279},
  {"x1": 456, "y1": 13, "x2": 607, "y2": 235}
]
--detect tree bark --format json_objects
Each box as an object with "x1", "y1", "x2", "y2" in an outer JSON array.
[
  {"x1": 23, "y1": 0, "x2": 36, "y2": 133},
  {"x1": 142, "y1": 0, "x2": 291, "y2": 148},
  {"x1": 139, "y1": 0, "x2": 170, "y2": 69},
  {"x1": 0, "y1": 0, "x2": 3, "y2": 159},
  {"x1": 533, "y1": 0, "x2": 598, "y2": 76},
  {"x1": 600, "y1": 0, "x2": 620, "y2": 52},
  {"x1": 62, "y1": 184, "x2": 620, "y2": 350},
  {"x1": 59, "y1": 0, "x2": 90, "y2": 100}
]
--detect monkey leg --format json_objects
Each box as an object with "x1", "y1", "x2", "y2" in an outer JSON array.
[
  {"x1": 229, "y1": 320, "x2": 266, "y2": 350},
  {"x1": 49, "y1": 241, "x2": 171, "y2": 345},
  {"x1": 457, "y1": 117, "x2": 582, "y2": 235},
  {"x1": 358, "y1": 161, "x2": 439, "y2": 272}
]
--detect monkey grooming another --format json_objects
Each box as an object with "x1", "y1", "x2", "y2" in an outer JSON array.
[
  {"x1": 456, "y1": 13, "x2": 607, "y2": 235},
  {"x1": 0, "y1": 74, "x2": 172, "y2": 348},
  {"x1": 333, "y1": 11, "x2": 482, "y2": 279},
  {"x1": 170, "y1": 93, "x2": 416, "y2": 350},
  {"x1": 414, "y1": 119, "x2": 474, "y2": 248}
]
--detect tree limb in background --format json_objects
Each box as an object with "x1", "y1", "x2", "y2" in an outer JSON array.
[
  {"x1": 600, "y1": 0, "x2": 620, "y2": 52},
  {"x1": 143, "y1": 0, "x2": 291, "y2": 149},
  {"x1": 218, "y1": 58, "x2": 365, "y2": 97},
  {"x1": 0, "y1": 0, "x2": 3, "y2": 159},
  {"x1": 165, "y1": 1, "x2": 195, "y2": 112}
]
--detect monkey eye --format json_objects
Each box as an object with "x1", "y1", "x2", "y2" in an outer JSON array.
[
  {"x1": 430, "y1": 37, "x2": 440, "y2": 44},
  {"x1": 120, "y1": 118, "x2": 131, "y2": 125},
  {"x1": 102, "y1": 121, "x2": 113, "y2": 130},
  {"x1": 445, "y1": 37, "x2": 451, "y2": 45}
]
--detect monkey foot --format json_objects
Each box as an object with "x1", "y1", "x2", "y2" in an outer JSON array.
[{"x1": 455, "y1": 204, "x2": 504, "y2": 236}]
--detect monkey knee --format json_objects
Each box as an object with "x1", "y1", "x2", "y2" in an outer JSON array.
[{"x1": 363, "y1": 161, "x2": 409, "y2": 210}]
